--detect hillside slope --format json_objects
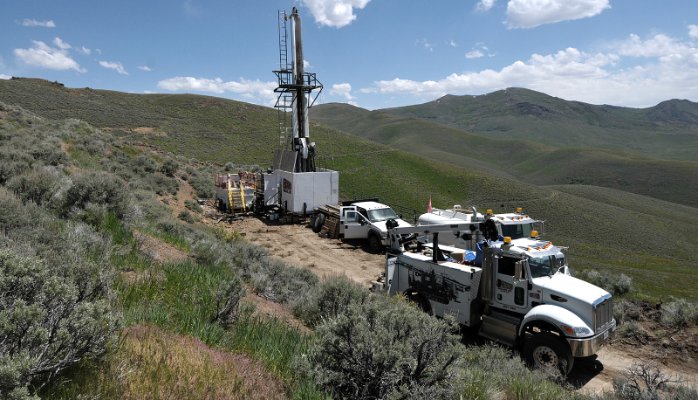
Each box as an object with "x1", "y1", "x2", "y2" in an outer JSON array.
[
  {"x1": 313, "y1": 97, "x2": 698, "y2": 208},
  {"x1": 1, "y1": 79, "x2": 697, "y2": 300},
  {"x1": 0, "y1": 77, "x2": 279, "y2": 165}
]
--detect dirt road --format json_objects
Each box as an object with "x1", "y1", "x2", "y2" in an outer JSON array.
[
  {"x1": 224, "y1": 217, "x2": 384, "y2": 286},
  {"x1": 217, "y1": 216, "x2": 698, "y2": 394}
]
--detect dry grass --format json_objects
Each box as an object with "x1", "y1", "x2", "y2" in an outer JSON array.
[{"x1": 50, "y1": 325, "x2": 288, "y2": 400}]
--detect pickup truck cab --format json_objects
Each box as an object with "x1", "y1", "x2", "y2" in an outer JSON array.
[{"x1": 340, "y1": 201, "x2": 411, "y2": 252}]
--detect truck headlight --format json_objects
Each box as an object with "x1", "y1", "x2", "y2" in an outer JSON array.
[{"x1": 560, "y1": 324, "x2": 592, "y2": 337}]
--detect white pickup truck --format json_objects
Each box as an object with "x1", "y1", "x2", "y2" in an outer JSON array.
[{"x1": 312, "y1": 200, "x2": 412, "y2": 252}]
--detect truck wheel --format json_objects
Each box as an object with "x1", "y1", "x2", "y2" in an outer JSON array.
[
  {"x1": 367, "y1": 231, "x2": 383, "y2": 253},
  {"x1": 312, "y1": 213, "x2": 325, "y2": 233},
  {"x1": 524, "y1": 333, "x2": 574, "y2": 376}
]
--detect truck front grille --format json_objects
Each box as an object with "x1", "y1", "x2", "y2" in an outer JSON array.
[{"x1": 594, "y1": 297, "x2": 613, "y2": 332}]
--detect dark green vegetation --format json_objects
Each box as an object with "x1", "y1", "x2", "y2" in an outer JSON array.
[{"x1": 2, "y1": 78, "x2": 696, "y2": 301}]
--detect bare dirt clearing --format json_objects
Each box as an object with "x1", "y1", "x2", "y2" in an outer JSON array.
[
  {"x1": 573, "y1": 345, "x2": 698, "y2": 395},
  {"x1": 220, "y1": 216, "x2": 384, "y2": 287}
]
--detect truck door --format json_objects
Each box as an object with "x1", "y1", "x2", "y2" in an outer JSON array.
[
  {"x1": 493, "y1": 255, "x2": 529, "y2": 313},
  {"x1": 340, "y1": 206, "x2": 370, "y2": 239}
]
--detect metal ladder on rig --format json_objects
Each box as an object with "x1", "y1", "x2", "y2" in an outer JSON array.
[{"x1": 275, "y1": 10, "x2": 294, "y2": 149}]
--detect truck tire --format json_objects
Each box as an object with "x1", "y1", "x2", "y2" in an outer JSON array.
[
  {"x1": 312, "y1": 213, "x2": 325, "y2": 233},
  {"x1": 524, "y1": 333, "x2": 574, "y2": 376},
  {"x1": 367, "y1": 231, "x2": 383, "y2": 253}
]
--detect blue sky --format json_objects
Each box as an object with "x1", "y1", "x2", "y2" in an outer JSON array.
[{"x1": 1, "y1": 0, "x2": 697, "y2": 110}]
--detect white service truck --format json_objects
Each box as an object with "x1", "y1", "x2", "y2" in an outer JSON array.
[
  {"x1": 418, "y1": 205, "x2": 543, "y2": 250},
  {"x1": 379, "y1": 221, "x2": 616, "y2": 374},
  {"x1": 312, "y1": 200, "x2": 412, "y2": 252}
]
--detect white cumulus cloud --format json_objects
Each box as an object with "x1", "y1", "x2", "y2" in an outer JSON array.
[
  {"x1": 688, "y1": 24, "x2": 698, "y2": 40},
  {"x1": 76, "y1": 46, "x2": 91, "y2": 55},
  {"x1": 14, "y1": 40, "x2": 85, "y2": 72},
  {"x1": 138, "y1": 65, "x2": 153, "y2": 72},
  {"x1": 476, "y1": 0, "x2": 496, "y2": 12},
  {"x1": 157, "y1": 76, "x2": 277, "y2": 105},
  {"x1": 506, "y1": 0, "x2": 610, "y2": 29},
  {"x1": 362, "y1": 29, "x2": 698, "y2": 108},
  {"x1": 330, "y1": 82, "x2": 353, "y2": 99},
  {"x1": 20, "y1": 19, "x2": 56, "y2": 28},
  {"x1": 301, "y1": 0, "x2": 370, "y2": 28},
  {"x1": 53, "y1": 37, "x2": 71, "y2": 50},
  {"x1": 465, "y1": 49, "x2": 485, "y2": 59},
  {"x1": 0, "y1": 74, "x2": 11, "y2": 80},
  {"x1": 99, "y1": 61, "x2": 128, "y2": 75},
  {"x1": 613, "y1": 33, "x2": 691, "y2": 58}
]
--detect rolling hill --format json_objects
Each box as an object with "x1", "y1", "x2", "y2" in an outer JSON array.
[
  {"x1": 312, "y1": 92, "x2": 698, "y2": 209},
  {"x1": 381, "y1": 87, "x2": 698, "y2": 160},
  {"x1": 1, "y1": 77, "x2": 697, "y2": 300}
]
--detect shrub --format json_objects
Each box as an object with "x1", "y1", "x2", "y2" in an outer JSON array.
[
  {"x1": 249, "y1": 259, "x2": 318, "y2": 305},
  {"x1": 301, "y1": 294, "x2": 461, "y2": 399},
  {"x1": 0, "y1": 149, "x2": 33, "y2": 184},
  {"x1": 0, "y1": 188, "x2": 42, "y2": 234},
  {"x1": 578, "y1": 269, "x2": 632, "y2": 296},
  {"x1": 184, "y1": 199, "x2": 202, "y2": 213},
  {"x1": 612, "y1": 363, "x2": 676, "y2": 400},
  {"x1": 6, "y1": 167, "x2": 65, "y2": 206},
  {"x1": 160, "y1": 159, "x2": 179, "y2": 177},
  {"x1": 178, "y1": 210, "x2": 197, "y2": 224},
  {"x1": 660, "y1": 298, "x2": 698, "y2": 327},
  {"x1": 28, "y1": 137, "x2": 68, "y2": 166},
  {"x1": 293, "y1": 275, "x2": 369, "y2": 327},
  {"x1": 212, "y1": 274, "x2": 246, "y2": 328},
  {"x1": 142, "y1": 173, "x2": 179, "y2": 195},
  {"x1": 189, "y1": 174, "x2": 215, "y2": 199},
  {"x1": 60, "y1": 171, "x2": 129, "y2": 219},
  {"x1": 616, "y1": 321, "x2": 649, "y2": 342},
  {"x1": 0, "y1": 248, "x2": 119, "y2": 397},
  {"x1": 134, "y1": 155, "x2": 158, "y2": 174},
  {"x1": 613, "y1": 299, "x2": 641, "y2": 325}
]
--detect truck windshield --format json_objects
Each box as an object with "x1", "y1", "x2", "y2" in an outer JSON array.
[
  {"x1": 528, "y1": 255, "x2": 556, "y2": 278},
  {"x1": 501, "y1": 223, "x2": 534, "y2": 239},
  {"x1": 368, "y1": 208, "x2": 398, "y2": 222}
]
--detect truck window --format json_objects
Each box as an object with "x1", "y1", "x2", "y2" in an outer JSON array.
[
  {"x1": 367, "y1": 207, "x2": 398, "y2": 222},
  {"x1": 529, "y1": 256, "x2": 555, "y2": 278},
  {"x1": 497, "y1": 256, "x2": 517, "y2": 276},
  {"x1": 501, "y1": 223, "x2": 534, "y2": 239},
  {"x1": 346, "y1": 211, "x2": 358, "y2": 222}
]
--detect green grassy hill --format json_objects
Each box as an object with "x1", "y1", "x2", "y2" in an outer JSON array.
[
  {"x1": 1, "y1": 77, "x2": 697, "y2": 300},
  {"x1": 514, "y1": 148, "x2": 698, "y2": 208},
  {"x1": 381, "y1": 87, "x2": 698, "y2": 160},
  {"x1": 312, "y1": 95, "x2": 698, "y2": 209},
  {"x1": 0, "y1": 77, "x2": 279, "y2": 165}
]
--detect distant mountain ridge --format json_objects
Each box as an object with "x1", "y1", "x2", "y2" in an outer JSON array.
[
  {"x1": 386, "y1": 87, "x2": 698, "y2": 133},
  {"x1": 311, "y1": 87, "x2": 698, "y2": 208}
]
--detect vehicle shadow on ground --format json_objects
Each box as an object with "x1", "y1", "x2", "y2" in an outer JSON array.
[{"x1": 567, "y1": 356, "x2": 605, "y2": 389}]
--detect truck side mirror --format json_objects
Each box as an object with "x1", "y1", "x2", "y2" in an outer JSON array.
[{"x1": 515, "y1": 261, "x2": 524, "y2": 280}]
